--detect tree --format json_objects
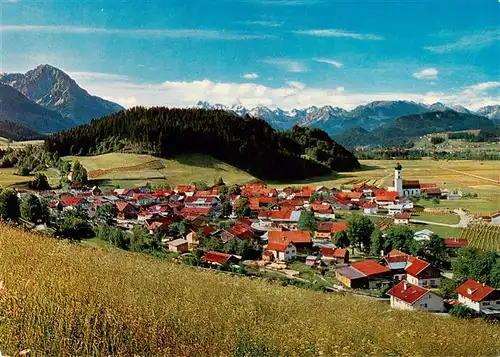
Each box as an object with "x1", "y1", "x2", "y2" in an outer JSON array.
[
  {"x1": 130, "y1": 226, "x2": 149, "y2": 252},
  {"x1": 72, "y1": 161, "x2": 88, "y2": 184},
  {"x1": 347, "y1": 215, "x2": 375, "y2": 252},
  {"x1": 96, "y1": 202, "x2": 116, "y2": 223},
  {"x1": 18, "y1": 165, "x2": 30, "y2": 176},
  {"x1": 221, "y1": 200, "x2": 233, "y2": 218},
  {"x1": 218, "y1": 185, "x2": 228, "y2": 197},
  {"x1": 205, "y1": 237, "x2": 224, "y2": 252},
  {"x1": 417, "y1": 234, "x2": 448, "y2": 269},
  {"x1": 384, "y1": 226, "x2": 415, "y2": 254},
  {"x1": 214, "y1": 177, "x2": 225, "y2": 186},
  {"x1": 57, "y1": 210, "x2": 92, "y2": 241},
  {"x1": 228, "y1": 185, "x2": 241, "y2": 196},
  {"x1": 333, "y1": 230, "x2": 350, "y2": 249},
  {"x1": 20, "y1": 194, "x2": 44, "y2": 223},
  {"x1": 490, "y1": 259, "x2": 500, "y2": 288},
  {"x1": 298, "y1": 210, "x2": 317, "y2": 232},
  {"x1": 30, "y1": 172, "x2": 51, "y2": 191},
  {"x1": 452, "y1": 247, "x2": 500, "y2": 287},
  {"x1": 370, "y1": 231, "x2": 385, "y2": 257},
  {"x1": 0, "y1": 189, "x2": 20, "y2": 221},
  {"x1": 235, "y1": 198, "x2": 251, "y2": 217}
]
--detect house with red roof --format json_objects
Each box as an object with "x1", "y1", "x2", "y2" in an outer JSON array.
[
  {"x1": 406, "y1": 258, "x2": 440, "y2": 287},
  {"x1": 336, "y1": 191, "x2": 365, "y2": 202},
  {"x1": 443, "y1": 238, "x2": 468, "y2": 249},
  {"x1": 265, "y1": 241, "x2": 296, "y2": 261},
  {"x1": 186, "y1": 224, "x2": 215, "y2": 248},
  {"x1": 455, "y1": 279, "x2": 500, "y2": 315},
  {"x1": 268, "y1": 229, "x2": 312, "y2": 245},
  {"x1": 201, "y1": 251, "x2": 238, "y2": 265},
  {"x1": 375, "y1": 191, "x2": 399, "y2": 206},
  {"x1": 315, "y1": 221, "x2": 348, "y2": 239},
  {"x1": 258, "y1": 209, "x2": 302, "y2": 229},
  {"x1": 482, "y1": 211, "x2": 500, "y2": 225},
  {"x1": 394, "y1": 212, "x2": 411, "y2": 225},
  {"x1": 321, "y1": 247, "x2": 349, "y2": 264},
  {"x1": 455, "y1": 280, "x2": 500, "y2": 315},
  {"x1": 184, "y1": 196, "x2": 220, "y2": 209},
  {"x1": 362, "y1": 202, "x2": 378, "y2": 215},
  {"x1": 221, "y1": 224, "x2": 256, "y2": 243},
  {"x1": 310, "y1": 203, "x2": 335, "y2": 219},
  {"x1": 116, "y1": 201, "x2": 140, "y2": 220},
  {"x1": 175, "y1": 185, "x2": 197, "y2": 197},
  {"x1": 336, "y1": 260, "x2": 392, "y2": 289},
  {"x1": 387, "y1": 280, "x2": 443, "y2": 312}
]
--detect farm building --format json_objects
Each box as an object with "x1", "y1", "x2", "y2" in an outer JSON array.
[
  {"x1": 455, "y1": 280, "x2": 500, "y2": 315},
  {"x1": 265, "y1": 242, "x2": 296, "y2": 261},
  {"x1": 167, "y1": 239, "x2": 189, "y2": 253},
  {"x1": 336, "y1": 260, "x2": 391, "y2": 289},
  {"x1": 394, "y1": 213, "x2": 411, "y2": 225},
  {"x1": 406, "y1": 258, "x2": 440, "y2": 288},
  {"x1": 387, "y1": 281, "x2": 444, "y2": 312}
]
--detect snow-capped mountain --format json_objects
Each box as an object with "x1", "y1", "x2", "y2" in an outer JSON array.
[
  {"x1": 476, "y1": 105, "x2": 500, "y2": 123},
  {"x1": 193, "y1": 100, "x2": 496, "y2": 135}
]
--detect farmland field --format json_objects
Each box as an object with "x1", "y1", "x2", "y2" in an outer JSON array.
[
  {"x1": 0, "y1": 223, "x2": 499, "y2": 356},
  {"x1": 461, "y1": 225, "x2": 500, "y2": 251},
  {"x1": 411, "y1": 212, "x2": 460, "y2": 225}
]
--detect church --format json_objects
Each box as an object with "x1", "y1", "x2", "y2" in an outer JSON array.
[{"x1": 392, "y1": 163, "x2": 421, "y2": 197}]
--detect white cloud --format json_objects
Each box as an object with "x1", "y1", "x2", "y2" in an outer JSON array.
[
  {"x1": 425, "y1": 30, "x2": 500, "y2": 53},
  {"x1": 0, "y1": 25, "x2": 274, "y2": 40},
  {"x1": 68, "y1": 71, "x2": 129, "y2": 81},
  {"x1": 71, "y1": 75, "x2": 498, "y2": 112},
  {"x1": 241, "y1": 20, "x2": 282, "y2": 27},
  {"x1": 295, "y1": 29, "x2": 384, "y2": 40},
  {"x1": 313, "y1": 58, "x2": 343, "y2": 68},
  {"x1": 412, "y1": 68, "x2": 439, "y2": 80},
  {"x1": 286, "y1": 81, "x2": 306, "y2": 89},
  {"x1": 242, "y1": 73, "x2": 259, "y2": 79},
  {"x1": 261, "y1": 59, "x2": 307, "y2": 72}
]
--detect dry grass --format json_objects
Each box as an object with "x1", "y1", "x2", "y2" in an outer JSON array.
[{"x1": 0, "y1": 224, "x2": 498, "y2": 356}]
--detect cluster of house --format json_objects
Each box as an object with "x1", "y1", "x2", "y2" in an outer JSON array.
[{"x1": 334, "y1": 248, "x2": 500, "y2": 316}]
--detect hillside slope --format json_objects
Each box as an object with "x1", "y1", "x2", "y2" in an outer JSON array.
[
  {"x1": 0, "y1": 83, "x2": 68, "y2": 134},
  {"x1": 335, "y1": 110, "x2": 494, "y2": 147},
  {"x1": 0, "y1": 64, "x2": 124, "y2": 127},
  {"x1": 0, "y1": 224, "x2": 498, "y2": 356},
  {"x1": 46, "y1": 107, "x2": 360, "y2": 180}
]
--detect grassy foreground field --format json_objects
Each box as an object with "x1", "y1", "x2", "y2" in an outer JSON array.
[{"x1": 0, "y1": 224, "x2": 499, "y2": 356}]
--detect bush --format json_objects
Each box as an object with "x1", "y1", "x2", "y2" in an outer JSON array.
[{"x1": 449, "y1": 305, "x2": 478, "y2": 319}]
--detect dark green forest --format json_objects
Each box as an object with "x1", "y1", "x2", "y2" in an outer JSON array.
[{"x1": 45, "y1": 107, "x2": 360, "y2": 180}]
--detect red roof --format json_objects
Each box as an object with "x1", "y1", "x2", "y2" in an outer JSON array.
[
  {"x1": 363, "y1": 203, "x2": 378, "y2": 209},
  {"x1": 420, "y1": 183, "x2": 437, "y2": 189},
  {"x1": 421, "y1": 188, "x2": 441, "y2": 195},
  {"x1": 179, "y1": 207, "x2": 211, "y2": 216},
  {"x1": 336, "y1": 192, "x2": 363, "y2": 200},
  {"x1": 406, "y1": 258, "x2": 430, "y2": 277},
  {"x1": 201, "y1": 251, "x2": 233, "y2": 264},
  {"x1": 387, "y1": 281, "x2": 430, "y2": 304},
  {"x1": 116, "y1": 201, "x2": 132, "y2": 212},
  {"x1": 331, "y1": 222, "x2": 348, "y2": 233},
  {"x1": 443, "y1": 238, "x2": 468, "y2": 248},
  {"x1": 394, "y1": 213, "x2": 411, "y2": 220},
  {"x1": 351, "y1": 260, "x2": 391, "y2": 277},
  {"x1": 455, "y1": 279, "x2": 496, "y2": 302},
  {"x1": 268, "y1": 230, "x2": 312, "y2": 245},
  {"x1": 321, "y1": 247, "x2": 348, "y2": 259},
  {"x1": 60, "y1": 196, "x2": 84, "y2": 206},
  {"x1": 375, "y1": 191, "x2": 399, "y2": 202},
  {"x1": 176, "y1": 185, "x2": 196, "y2": 193},
  {"x1": 266, "y1": 242, "x2": 292, "y2": 252},
  {"x1": 387, "y1": 249, "x2": 409, "y2": 257}
]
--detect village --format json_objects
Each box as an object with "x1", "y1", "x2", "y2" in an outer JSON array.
[{"x1": 17, "y1": 163, "x2": 500, "y2": 318}]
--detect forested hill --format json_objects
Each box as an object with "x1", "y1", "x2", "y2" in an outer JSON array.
[{"x1": 45, "y1": 107, "x2": 360, "y2": 180}]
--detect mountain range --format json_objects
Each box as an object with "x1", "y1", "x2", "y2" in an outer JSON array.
[
  {"x1": 194, "y1": 100, "x2": 500, "y2": 134},
  {"x1": 334, "y1": 110, "x2": 495, "y2": 148},
  {"x1": 0, "y1": 64, "x2": 124, "y2": 135}
]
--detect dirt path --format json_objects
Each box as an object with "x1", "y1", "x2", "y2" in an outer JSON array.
[{"x1": 440, "y1": 167, "x2": 500, "y2": 185}]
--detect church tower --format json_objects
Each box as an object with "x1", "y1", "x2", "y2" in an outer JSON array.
[{"x1": 394, "y1": 162, "x2": 403, "y2": 196}]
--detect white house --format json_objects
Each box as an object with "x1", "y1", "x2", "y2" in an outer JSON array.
[
  {"x1": 414, "y1": 229, "x2": 434, "y2": 242},
  {"x1": 455, "y1": 280, "x2": 500, "y2": 315},
  {"x1": 406, "y1": 258, "x2": 441, "y2": 288},
  {"x1": 363, "y1": 203, "x2": 378, "y2": 215},
  {"x1": 387, "y1": 204, "x2": 404, "y2": 216},
  {"x1": 387, "y1": 280, "x2": 444, "y2": 312},
  {"x1": 265, "y1": 241, "x2": 297, "y2": 262},
  {"x1": 394, "y1": 213, "x2": 411, "y2": 225},
  {"x1": 391, "y1": 163, "x2": 421, "y2": 197}
]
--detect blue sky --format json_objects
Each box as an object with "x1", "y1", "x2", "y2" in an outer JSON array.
[{"x1": 1, "y1": 0, "x2": 499, "y2": 109}]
